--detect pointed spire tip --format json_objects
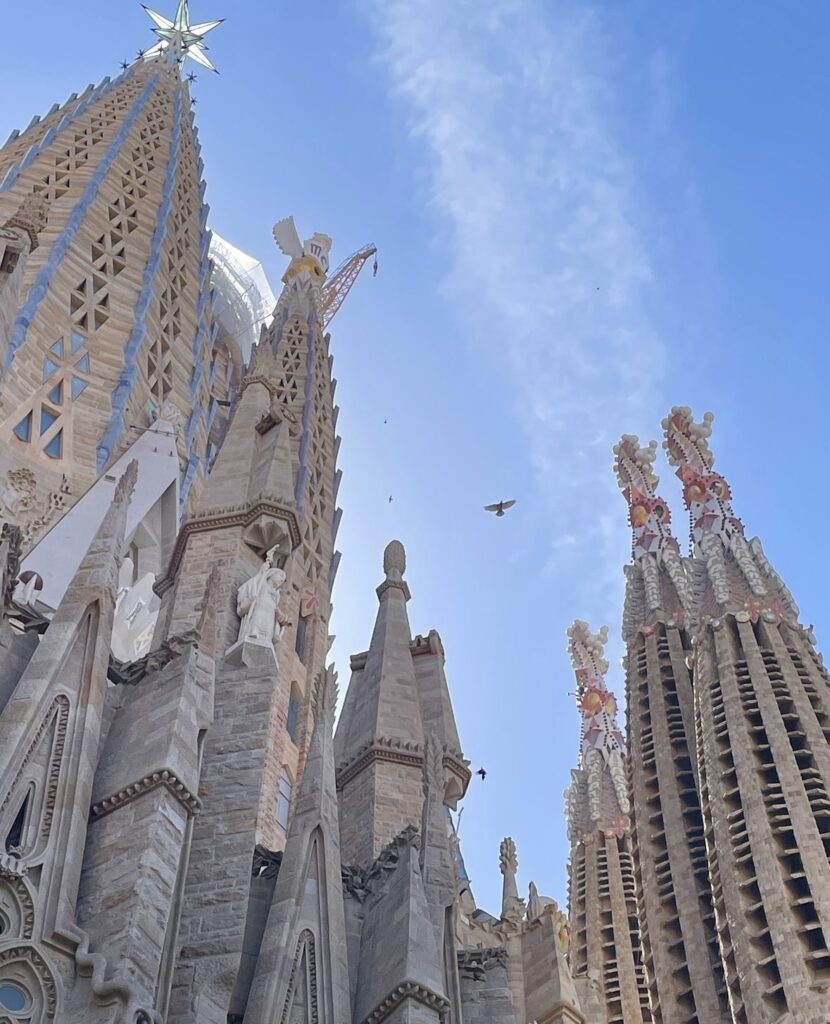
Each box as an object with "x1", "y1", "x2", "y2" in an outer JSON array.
[{"x1": 383, "y1": 539, "x2": 406, "y2": 578}]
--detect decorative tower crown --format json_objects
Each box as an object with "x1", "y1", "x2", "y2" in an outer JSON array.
[
  {"x1": 273, "y1": 217, "x2": 332, "y2": 289},
  {"x1": 661, "y1": 407, "x2": 742, "y2": 548},
  {"x1": 143, "y1": 0, "x2": 224, "y2": 73},
  {"x1": 614, "y1": 433, "x2": 687, "y2": 639},
  {"x1": 567, "y1": 621, "x2": 625, "y2": 762},
  {"x1": 613, "y1": 435, "x2": 678, "y2": 562},
  {"x1": 566, "y1": 621, "x2": 629, "y2": 841},
  {"x1": 661, "y1": 407, "x2": 799, "y2": 627}
]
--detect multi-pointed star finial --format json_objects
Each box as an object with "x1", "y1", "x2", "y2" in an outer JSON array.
[{"x1": 142, "y1": 1, "x2": 223, "y2": 73}]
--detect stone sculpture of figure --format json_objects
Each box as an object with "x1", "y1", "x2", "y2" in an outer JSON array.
[{"x1": 236, "y1": 552, "x2": 286, "y2": 648}]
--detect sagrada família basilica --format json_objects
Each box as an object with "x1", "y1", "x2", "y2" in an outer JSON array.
[{"x1": 0, "y1": 5, "x2": 828, "y2": 1023}]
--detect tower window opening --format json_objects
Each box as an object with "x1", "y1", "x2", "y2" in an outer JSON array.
[
  {"x1": 287, "y1": 689, "x2": 300, "y2": 745},
  {"x1": 295, "y1": 614, "x2": 309, "y2": 663},
  {"x1": 5, "y1": 790, "x2": 31, "y2": 855},
  {"x1": 276, "y1": 770, "x2": 292, "y2": 832}
]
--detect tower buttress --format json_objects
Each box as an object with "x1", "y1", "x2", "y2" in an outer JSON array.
[
  {"x1": 565, "y1": 621, "x2": 651, "y2": 1024},
  {"x1": 244, "y1": 666, "x2": 350, "y2": 1024},
  {"x1": 663, "y1": 406, "x2": 830, "y2": 1023},
  {"x1": 0, "y1": 461, "x2": 137, "y2": 1015},
  {"x1": 614, "y1": 434, "x2": 729, "y2": 1023}
]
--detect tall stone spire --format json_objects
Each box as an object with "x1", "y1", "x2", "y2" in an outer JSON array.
[
  {"x1": 335, "y1": 540, "x2": 470, "y2": 865},
  {"x1": 0, "y1": 31, "x2": 225, "y2": 552},
  {"x1": 335, "y1": 540, "x2": 425, "y2": 864},
  {"x1": 564, "y1": 621, "x2": 651, "y2": 1024},
  {"x1": 613, "y1": 433, "x2": 729, "y2": 1023},
  {"x1": 163, "y1": 219, "x2": 346, "y2": 1022},
  {"x1": 663, "y1": 407, "x2": 830, "y2": 1023}
]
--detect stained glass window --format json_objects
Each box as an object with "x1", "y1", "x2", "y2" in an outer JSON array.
[{"x1": 0, "y1": 982, "x2": 28, "y2": 1012}]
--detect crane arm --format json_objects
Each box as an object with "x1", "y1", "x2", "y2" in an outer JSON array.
[{"x1": 320, "y1": 243, "x2": 377, "y2": 329}]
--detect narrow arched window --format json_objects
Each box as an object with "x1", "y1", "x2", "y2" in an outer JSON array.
[
  {"x1": 276, "y1": 769, "x2": 293, "y2": 832},
  {"x1": 287, "y1": 688, "x2": 300, "y2": 745},
  {"x1": 295, "y1": 614, "x2": 309, "y2": 662}
]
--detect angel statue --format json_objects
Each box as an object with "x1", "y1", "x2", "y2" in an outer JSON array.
[{"x1": 236, "y1": 551, "x2": 287, "y2": 648}]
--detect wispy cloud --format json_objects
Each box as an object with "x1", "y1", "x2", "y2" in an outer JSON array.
[{"x1": 363, "y1": 0, "x2": 668, "y2": 628}]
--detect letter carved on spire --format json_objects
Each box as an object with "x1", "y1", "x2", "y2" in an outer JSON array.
[
  {"x1": 662, "y1": 406, "x2": 798, "y2": 628},
  {"x1": 566, "y1": 621, "x2": 629, "y2": 841}
]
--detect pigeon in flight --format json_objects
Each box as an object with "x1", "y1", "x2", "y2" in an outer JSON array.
[
  {"x1": 476, "y1": 767, "x2": 487, "y2": 780},
  {"x1": 484, "y1": 499, "x2": 516, "y2": 518}
]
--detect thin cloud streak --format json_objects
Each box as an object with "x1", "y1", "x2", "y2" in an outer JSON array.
[{"x1": 364, "y1": 0, "x2": 667, "y2": 629}]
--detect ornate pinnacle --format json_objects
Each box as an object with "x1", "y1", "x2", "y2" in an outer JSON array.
[
  {"x1": 313, "y1": 664, "x2": 339, "y2": 724},
  {"x1": 567, "y1": 621, "x2": 626, "y2": 761},
  {"x1": 661, "y1": 408, "x2": 798, "y2": 623},
  {"x1": 662, "y1": 406, "x2": 715, "y2": 474},
  {"x1": 661, "y1": 408, "x2": 741, "y2": 542},
  {"x1": 566, "y1": 620, "x2": 630, "y2": 834},
  {"x1": 613, "y1": 434, "x2": 679, "y2": 563},
  {"x1": 499, "y1": 837, "x2": 518, "y2": 877}
]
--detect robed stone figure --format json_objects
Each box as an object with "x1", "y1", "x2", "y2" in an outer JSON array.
[{"x1": 236, "y1": 554, "x2": 286, "y2": 648}]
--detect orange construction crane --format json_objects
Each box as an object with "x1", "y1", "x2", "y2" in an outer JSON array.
[{"x1": 320, "y1": 243, "x2": 377, "y2": 330}]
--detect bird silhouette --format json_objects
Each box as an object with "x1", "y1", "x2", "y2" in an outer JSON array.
[
  {"x1": 484, "y1": 499, "x2": 516, "y2": 518},
  {"x1": 388, "y1": 495, "x2": 393, "y2": 503},
  {"x1": 476, "y1": 767, "x2": 487, "y2": 780}
]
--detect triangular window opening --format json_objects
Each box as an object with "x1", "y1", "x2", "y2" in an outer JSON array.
[
  {"x1": 49, "y1": 337, "x2": 64, "y2": 357},
  {"x1": 5, "y1": 790, "x2": 31, "y2": 854},
  {"x1": 47, "y1": 381, "x2": 64, "y2": 405},
  {"x1": 40, "y1": 406, "x2": 59, "y2": 435},
  {"x1": 13, "y1": 413, "x2": 32, "y2": 442},
  {"x1": 42, "y1": 356, "x2": 60, "y2": 381},
  {"x1": 44, "y1": 430, "x2": 63, "y2": 459}
]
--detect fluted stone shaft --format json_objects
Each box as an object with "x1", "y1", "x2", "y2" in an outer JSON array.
[
  {"x1": 625, "y1": 623, "x2": 729, "y2": 1023},
  {"x1": 695, "y1": 616, "x2": 830, "y2": 1023}
]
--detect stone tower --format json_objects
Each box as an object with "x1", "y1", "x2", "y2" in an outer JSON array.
[
  {"x1": 565, "y1": 620, "x2": 651, "y2": 1024},
  {"x1": 0, "y1": 18, "x2": 229, "y2": 568},
  {"x1": 663, "y1": 407, "x2": 830, "y2": 1024},
  {"x1": 613, "y1": 435, "x2": 729, "y2": 1023}
]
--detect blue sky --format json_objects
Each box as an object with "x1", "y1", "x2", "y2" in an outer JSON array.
[{"x1": 5, "y1": 1, "x2": 829, "y2": 912}]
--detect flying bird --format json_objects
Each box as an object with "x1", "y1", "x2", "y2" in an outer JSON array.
[
  {"x1": 476, "y1": 767, "x2": 487, "y2": 780},
  {"x1": 484, "y1": 499, "x2": 516, "y2": 518},
  {"x1": 388, "y1": 495, "x2": 393, "y2": 503}
]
